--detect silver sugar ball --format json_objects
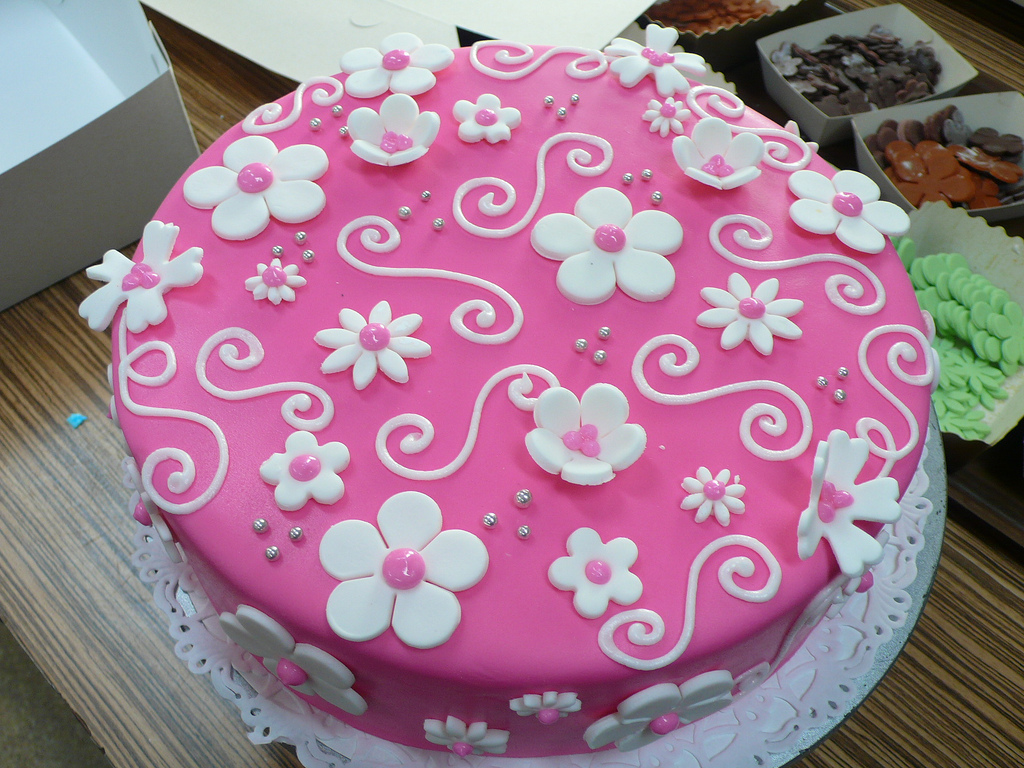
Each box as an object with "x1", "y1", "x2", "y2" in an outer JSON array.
[
  {"x1": 253, "y1": 518, "x2": 269, "y2": 533},
  {"x1": 622, "y1": 172, "x2": 634, "y2": 185},
  {"x1": 651, "y1": 191, "x2": 663, "y2": 205},
  {"x1": 398, "y1": 206, "x2": 412, "y2": 220},
  {"x1": 332, "y1": 104, "x2": 343, "y2": 116},
  {"x1": 517, "y1": 524, "x2": 531, "y2": 540},
  {"x1": 544, "y1": 95, "x2": 555, "y2": 107},
  {"x1": 641, "y1": 168, "x2": 653, "y2": 181},
  {"x1": 421, "y1": 190, "x2": 432, "y2": 201},
  {"x1": 302, "y1": 249, "x2": 315, "y2": 263},
  {"x1": 837, "y1": 366, "x2": 850, "y2": 379},
  {"x1": 597, "y1": 326, "x2": 611, "y2": 340},
  {"x1": 514, "y1": 489, "x2": 533, "y2": 508},
  {"x1": 483, "y1": 512, "x2": 498, "y2": 528},
  {"x1": 556, "y1": 107, "x2": 567, "y2": 120},
  {"x1": 834, "y1": 389, "x2": 847, "y2": 403},
  {"x1": 432, "y1": 217, "x2": 445, "y2": 231},
  {"x1": 266, "y1": 546, "x2": 280, "y2": 560},
  {"x1": 294, "y1": 231, "x2": 307, "y2": 244},
  {"x1": 574, "y1": 338, "x2": 588, "y2": 352},
  {"x1": 271, "y1": 245, "x2": 284, "y2": 256},
  {"x1": 570, "y1": 93, "x2": 580, "y2": 104},
  {"x1": 289, "y1": 526, "x2": 303, "y2": 541},
  {"x1": 309, "y1": 117, "x2": 322, "y2": 131},
  {"x1": 816, "y1": 376, "x2": 829, "y2": 389},
  {"x1": 338, "y1": 125, "x2": 349, "y2": 137},
  {"x1": 593, "y1": 349, "x2": 607, "y2": 365}
]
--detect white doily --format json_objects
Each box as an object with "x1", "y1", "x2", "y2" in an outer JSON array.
[{"x1": 132, "y1": 427, "x2": 942, "y2": 768}]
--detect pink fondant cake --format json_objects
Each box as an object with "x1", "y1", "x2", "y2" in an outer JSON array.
[{"x1": 81, "y1": 26, "x2": 935, "y2": 758}]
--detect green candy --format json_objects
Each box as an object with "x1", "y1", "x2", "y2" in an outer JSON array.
[{"x1": 987, "y1": 313, "x2": 1011, "y2": 339}]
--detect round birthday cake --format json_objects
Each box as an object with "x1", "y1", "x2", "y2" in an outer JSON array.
[{"x1": 81, "y1": 25, "x2": 935, "y2": 758}]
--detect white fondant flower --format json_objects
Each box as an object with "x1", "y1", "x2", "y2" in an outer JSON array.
[
  {"x1": 672, "y1": 117, "x2": 765, "y2": 190},
  {"x1": 680, "y1": 467, "x2": 746, "y2": 526},
  {"x1": 584, "y1": 671, "x2": 735, "y2": 751},
  {"x1": 788, "y1": 169, "x2": 910, "y2": 254},
  {"x1": 259, "y1": 430, "x2": 350, "y2": 512},
  {"x1": 697, "y1": 273, "x2": 803, "y2": 355},
  {"x1": 423, "y1": 716, "x2": 509, "y2": 756},
  {"x1": 797, "y1": 430, "x2": 901, "y2": 578},
  {"x1": 510, "y1": 691, "x2": 582, "y2": 723},
  {"x1": 182, "y1": 135, "x2": 328, "y2": 241},
  {"x1": 642, "y1": 97, "x2": 690, "y2": 137},
  {"x1": 452, "y1": 93, "x2": 522, "y2": 143},
  {"x1": 531, "y1": 187, "x2": 683, "y2": 305},
  {"x1": 603, "y1": 24, "x2": 707, "y2": 97},
  {"x1": 244, "y1": 257, "x2": 306, "y2": 304},
  {"x1": 320, "y1": 491, "x2": 489, "y2": 649},
  {"x1": 79, "y1": 220, "x2": 203, "y2": 333},
  {"x1": 347, "y1": 93, "x2": 441, "y2": 167},
  {"x1": 121, "y1": 457, "x2": 180, "y2": 563},
  {"x1": 548, "y1": 527, "x2": 643, "y2": 618},
  {"x1": 314, "y1": 299, "x2": 431, "y2": 389},
  {"x1": 526, "y1": 383, "x2": 646, "y2": 486},
  {"x1": 219, "y1": 605, "x2": 367, "y2": 715},
  {"x1": 340, "y1": 32, "x2": 454, "y2": 98}
]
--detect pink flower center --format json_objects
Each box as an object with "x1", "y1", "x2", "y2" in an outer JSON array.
[
  {"x1": 451, "y1": 742, "x2": 474, "y2": 757},
  {"x1": 563, "y1": 423, "x2": 601, "y2": 458},
  {"x1": 649, "y1": 712, "x2": 680, "y2": 735},
  {"x1": 593, "y1": 224, "x2": 627, "y2": 253},
  {"x1": 237, "y1": 162, "x2": 274, "y2": 193},
  {"x1": 359, "y1": 322, "x2": 391, "y2": 351},
  {"x1": 641, "y1": 47, "x2": 675, "y2": 67},
  {"x1": 832, "y1": 191, "x2": 864, "y2": 216},
  {"x1": 703, "y1": 479, "x2": 726, "y2": 501},
  {"x1": 382, "y1": 49, "x2": 411, "y2": 71},
  {"x1": 276, "y1": 658, "x2": 309, "y2": 687},
  {"x1": 817, "y1": 480, "x2": 854, "y2": 523},
  {"x1": 701, "y1": 154, "x2": 735, "y2": 177},
  {"x1": 132, "y1": 499, "x2": 152, "y2": 526},
  {"x1": 261, "y1": 264, "x2": 288, "y2": 287},
  {"x1": 380, "y1": 131, "x2": 414, "y2": 154},
  {"x1": 537, "y1": 708, "x2": 562, "y2": 725},
  {"x1": 475, "y1": 108, "x2": 498, "y2": 126},
  {"x1": 120, "y1": 263, "x2": 161, "y2": 292},
  {"x1": 738, "y1": 297, "x2": 766, "y2": 319},
  {"x1": 288, "y1": 453, "x2": 322, "y2": 482},
  {"x1": 660, "y1": 102, "x2": 678, "y2": 118},
  {"x1": 585, "y1": 559, "x2": 612, "y2": 585},
  {"x1": 382, "y1": 548, "x2": 426, "y2": 589}
]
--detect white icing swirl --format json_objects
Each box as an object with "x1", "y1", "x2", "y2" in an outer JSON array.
[
  {"x1": 196, "y1": 327, "x2": 335, "y2": 431},
  {"x1": 856, "y1": 324, "x2": 935, "y2": 476},
  {"x1": 710, "y1": 214, "x2": 886, "y2": 316},
  {"x1": 116, "y1": 315, "x2": 228, "y2": 515},
  {"x1": 453, "y1": 132, "x2": 613, "y2": 239},
  {"x1": 242, "y1": 77, "x2": 344, "y2": 134},
  {"x1": 598, "y1": 535, "x2": 782, "y2": 670},
  {"x1": 469, "y1": 41, "x2": 608, "y2": 80},
  {"x1": 687, "y1": 85, "x2": 816, "y2": 172},
  {"x1": 632, "y1": 334, "x2": 812, "y2": 461},
  {"x1": 336, "y1": 216, "x2": 523, "y2": 345},
  {"x1": 376, "y1": 364, "x2": 559, "y2": 480}
]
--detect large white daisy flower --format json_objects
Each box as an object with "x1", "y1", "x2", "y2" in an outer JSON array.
[
  {"x1": 603, "y1": 24, "x2": 707, "y2": 97},
  {"x1": 346, "y1": 93, "x2": 441, "y2": 167},
  {"x1": 340, "y1": 32, "x2": 454, "y2": 99}
]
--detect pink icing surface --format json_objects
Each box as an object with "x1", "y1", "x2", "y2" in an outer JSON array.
[{"x1": 110, "y1": 43, "x2": 932, "y2": 757}]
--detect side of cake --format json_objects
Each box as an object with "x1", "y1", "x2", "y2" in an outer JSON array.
[{"x1": 81, "y1": 25, "x2": 934, "y2": 758}]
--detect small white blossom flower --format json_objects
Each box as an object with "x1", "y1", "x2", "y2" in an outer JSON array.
[
  {"x1": 697, "y1": 272, "x2": 803, "y2": 355},
  {"x1": 642, "y1": 97, "x2": 690, "y2": 137},
  {"x1": 340, "y1": 32, "x2": 454, "y2": 98},
  {"x1": 314, "y1": 299, "x2": 431, "y2": 389},
  {"x1": 347, "y1": 93, "x2": 440, "y2": 167},
  {"x1": 548, "y1": 527, "x2": 643, "y2": 619},
  {"x1": 603, "y1": 24, "x2": 707, "y2": 97},
  {"x1": 423, "y1": 716, "x2": 509, "y2": 756},
  {"x1": 219, "y1": 605, "x2": 367, "y2": 715},
  {"x1": 183, "y1": 135, "x2": 328, "y2": 241},
  {"x1": 526, "y1": 383, "x2": 646, "y2": 486},
  {"x1": 681, "y1": 467, "x2": 746, "y2": 526},
  {"x1": 672, "y1": 117, "x2": 765, "y2": 190},
  {"x1": 79, "y1": 220, "x2": 204, "y2": 333},
  {"x1": 789, "y1": 169, "x2": 910, "y2": 254},
  {"x1": 531, "y1": 186, "x2": 683, "y2": 305},
  {"x1": 797, "y1": 430, "x2": 901, "y2": 578},
  {"x1": 259, "y1": 430, "x2": 350, "y2": 511},
  {"x1": 453, "y1": 93, "x2": 522, "y2": 143},
  {"x1": 510, "y1": 691, "x2": 582, "y2": 723},
  {"x1": 320, "y1": 492, "x2": 489, "y2": 649},
  {"x1": 584, "y1": 671, "x2": 735, "y2": 751},
  {"x1": 244, "y1": 258, "x2": 306, "y2": 304}
]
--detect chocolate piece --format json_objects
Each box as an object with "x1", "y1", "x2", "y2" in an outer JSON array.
[
  {"x1": 942, "y1": 108, "x2": 971, "y2": 145},
  {"x1": 969, "y1": 127, "x2": 1024, "y2": 160},
  {"x1": 884, "y1": 140, "x2": 976, "y2": 207},
  {"x1": 950, "y1": 144, "x2": 1024, "y2": 184},
  {"x1": 897, "y1": 119, "x2": 926, "y2": 145}
]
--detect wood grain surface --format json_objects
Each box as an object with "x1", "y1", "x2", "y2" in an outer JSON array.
[{"x1": 0, "y1": 2, "x2": 1022, "y2": 767}]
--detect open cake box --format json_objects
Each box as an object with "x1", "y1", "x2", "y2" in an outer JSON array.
[{"x1": 0, "y1": 0, "x2": 198, "y2": 311}]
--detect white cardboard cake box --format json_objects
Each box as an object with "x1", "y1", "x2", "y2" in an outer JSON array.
[
  {"x1": 851, "y1": 91, "x2": 1024, "y2": 224},
  {"x1": 0, "y1": 0, "x2": 199, "y2": 312},
  {"x1": 755, "y1": 4, "x2": 978, "y2": 147}
]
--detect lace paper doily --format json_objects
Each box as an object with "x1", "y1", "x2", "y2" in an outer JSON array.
[{"x1": 132, "y1": 421, "x2": 944, "y2": 768}]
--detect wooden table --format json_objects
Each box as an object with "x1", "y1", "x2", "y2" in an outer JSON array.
[{"x1": 1, "y1": 2, "x2": 1023, "y2": 766}]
